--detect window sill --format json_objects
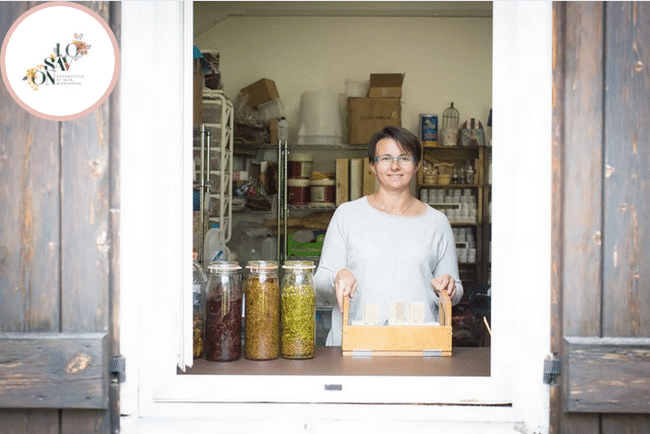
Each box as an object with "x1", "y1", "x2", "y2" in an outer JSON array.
[{"x1": 179, "y1": 346, "x2": 490, "y2": 377}]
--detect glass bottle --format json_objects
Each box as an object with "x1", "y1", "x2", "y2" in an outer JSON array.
[
  {"x1": 205, "y1": 261, "x2": 243, "y2": 362},
  {"x1": 244, "y1": 260, "x2": 280, "y2": 360},
  {"x1": 192, "y1": 257, "x2": 207, "y2": 359},
  {"x1": 281, "y1": 260, "x2": 316, "y2": 359},
  {"x1": 466, "y1": 164, "x2": 475, "y2": 185},
  {"x1": 458, "y1": 166, "x2": 466, "y2": 184}
]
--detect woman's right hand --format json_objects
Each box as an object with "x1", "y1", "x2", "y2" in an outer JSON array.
[{"x1": 334, "y1": 268, "x2": 358, "y2": 312}]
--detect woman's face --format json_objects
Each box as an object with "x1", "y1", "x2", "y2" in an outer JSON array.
[{"x1": 370, "y1": 137, "x2": 418, "y2": 192}]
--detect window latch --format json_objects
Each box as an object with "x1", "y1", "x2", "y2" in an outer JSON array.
[
  {"x1": 110, "y1": 355, "x2": 126, "y2": 383},
  {"x1": 543, "y1": 355, "x2": 561, "y2": 386}
]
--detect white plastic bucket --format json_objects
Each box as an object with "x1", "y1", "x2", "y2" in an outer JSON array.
[
  {"x1": 297, "y1": 91, "x2": 343, "y2": 145},
  {"x1": 309, "y1": 179, "x2": 336, "y2": 204}
]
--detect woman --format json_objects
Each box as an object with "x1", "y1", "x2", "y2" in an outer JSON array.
[{"x1": 314, "y1": 125, "x2": 463, "y2": 346}]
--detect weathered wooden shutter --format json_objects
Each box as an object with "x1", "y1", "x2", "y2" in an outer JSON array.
[
  {"x1": 0, "y1": 2, "x2": 121, "y2": 433},
  {"x1": 552, "y1": 2, "x2": 650, "y2": 432}
]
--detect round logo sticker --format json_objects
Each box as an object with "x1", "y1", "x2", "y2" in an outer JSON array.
[{"x1": 1, "y1": 2, "x2": 120, "y2": 121}]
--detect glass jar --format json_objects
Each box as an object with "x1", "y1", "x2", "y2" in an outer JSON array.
[
  {"x1": 205, "y1": 261, "x2": 243, "y2": 362},
  {"x1": 192, "y1": 259, "x2": 207, "y2": 359},
  {"x1": 244, "y1": 261, "x2": 280, "y2": 360},
  {"x1": 281, "y1": 260, "x2": 316, "y2": 359}
]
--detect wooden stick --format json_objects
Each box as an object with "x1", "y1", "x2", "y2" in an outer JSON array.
[
  {"x1": 343, "y1": 295, "x2": 350, "y2": 327},
  {"x1": 438, "y1": 290, "x2": 452, "y2": 326}
]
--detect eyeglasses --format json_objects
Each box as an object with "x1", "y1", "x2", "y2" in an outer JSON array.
[{"x1": 374, "y1": 154, "x2": 415, "y2": 166}]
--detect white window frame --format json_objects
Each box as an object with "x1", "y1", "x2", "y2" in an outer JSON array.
[{"x1": 120, "y1": 2, "x2": 552, "y2": 432}]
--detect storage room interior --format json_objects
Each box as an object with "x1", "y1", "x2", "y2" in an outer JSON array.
[{"x1": 191, "y1": 1, "x2": 493, "y2": 354}]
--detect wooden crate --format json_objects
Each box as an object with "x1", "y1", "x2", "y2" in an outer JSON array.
[{"x1": 341, "y1": 291, "x2": 452, "y2": 357}]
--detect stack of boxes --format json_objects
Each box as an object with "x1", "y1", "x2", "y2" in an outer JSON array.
[{"x1": 347, "y1": 73, "x2": 404, "y2": 145}]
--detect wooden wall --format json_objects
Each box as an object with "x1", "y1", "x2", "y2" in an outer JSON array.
[
  {"x1": 0, "y1": 2, "x2": 120, "y2": 433},
  {"x1": 552, "y1": 2, "x2": 650, "y2": 432}
]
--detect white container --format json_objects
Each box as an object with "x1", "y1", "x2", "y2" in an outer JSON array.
[
  {"x1": 288, "y1": 179, "x2": 310, "y2": 205},
  {"x1": 297, "y1": 91, "x2": 343, "y2": 145},
  {"x1": 258, "y1": 98, "x2": 285, "y2": 122},
  {"x1": 288, "y1": 152, "x2": 314, "y2": 179},
  {"x1": 277, "y1": 117, "x2": 289, "y2": 141},
  {"x1": 204, "y1": 227, "x2": 226, "y2": 267},
  {"x1": 345, "y1": 80, "x2": 368, "y2": 97},
  {"x1": 202, "y1": 101, "x2": 223, "y2": 124},
  {"x1": 309, "y1": 179, "x2": 336, "y2": 204},
  {"x1": 261, "y1": 236, "x2": 277, "y2": 261}
]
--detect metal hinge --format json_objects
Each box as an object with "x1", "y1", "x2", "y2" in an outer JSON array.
[
  {"x1": 352, "y1": 349, "x2": 373, "y2": 358},
  {"x1": 543, "y1": 356, "x2": 561, "y2": 386},
  {"x1": 110, "y1": 355, "x2": 126, "y2": 383},
  {"x1": 423, "y1": 350, "x2": 443, "y2": 358}
]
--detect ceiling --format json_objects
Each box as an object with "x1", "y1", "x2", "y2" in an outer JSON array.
[{"x1": 194, "y1": 1, "x2": 493, "y2": 38}]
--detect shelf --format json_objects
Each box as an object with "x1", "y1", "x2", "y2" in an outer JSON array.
[
  {"x1": 193, "y1": 147, "x2": 223, "y2": 152},
  {"x1": 232, "y1": 209, "x2": 274, "y2": 214},
  {"x1": 234, "y1": 142, "x2": 368, "y2": 151},
  {"x1": 420, "y1": 184, "x2": 481, "y2": 188},
  {"x1": 428, "y1": 202, "x2": 467, "y2": 206},
  {"x1": 423, "y1": 145, "x2": 486, "y2": 151},
  {"x1": 291, "y1": 144, "x2": 367, "y2": 151},
  {"x1": 208, "y1": 216, "x2": 231, "y2": 223},
  {"x1": 289, "y1": 203, "x2": 336, "y2": 210},
  {"x1": 234, "y1": 141, "x2": 278, "y2": 151},
  {"x1": 418, "y1": 144, "x2": 490, "y2": 288}
]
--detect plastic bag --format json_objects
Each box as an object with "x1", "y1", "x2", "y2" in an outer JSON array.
[{"x1": 234, "y1": 92, "x2": 263, "y2": 127}]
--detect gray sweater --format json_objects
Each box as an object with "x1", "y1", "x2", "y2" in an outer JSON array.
[{"x1": 314, "y1": 196, "x2": 463, "y2": 346}]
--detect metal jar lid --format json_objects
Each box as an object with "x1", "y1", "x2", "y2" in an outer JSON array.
[
  {"x1": 208, "y1": 261, "x2": 242, "y2": 273},
  {"x1": 282, "y1": 260, "x2": 316, "y2": 270},
  {"x1": 245, "y1": 260, "x2": 279, "y2": 272}
]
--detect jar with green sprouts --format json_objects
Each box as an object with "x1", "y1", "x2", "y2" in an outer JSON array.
[
  {"x1": 281, "y1": 260, "x2": 316, "y2": 359},
  {"x1": 244, "y1": 261, "x2": 280, "y2": 360}
]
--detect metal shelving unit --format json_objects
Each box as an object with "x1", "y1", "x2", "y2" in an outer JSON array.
[
  {"x1": 193, "y1": 90, "x2": 234, "y2": 263},
  {"x1": 277, "y1": 142, "x2": 368, "y2": 264}
]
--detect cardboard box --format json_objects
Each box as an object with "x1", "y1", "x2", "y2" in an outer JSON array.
[
  {"x1": 269, "y1": 118, "x2": 278, "y2": 144},
  {"x1": 193, "y1": 58, "x2": 203, "y2": 128},
  {"x1": 347, "y1": 98, "x2": 401, "y2": 145},
  {"x1": 240, "y1": 78, "x2": 279, "y2": 109},
  {"x1": 368, "y1": 73, "x2": 404, "y2": 98}
]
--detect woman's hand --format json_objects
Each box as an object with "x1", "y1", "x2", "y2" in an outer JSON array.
[
  {"x1": 335, "y1": 268, "x2": 358, "y2": 312},
  {"x1": 431, "y1": 274, "x2": 456, "y2": 301}
]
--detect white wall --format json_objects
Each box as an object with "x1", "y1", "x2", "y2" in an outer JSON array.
[{"x1": 194, "y1": 15, "x2": 492, "y2": 143}]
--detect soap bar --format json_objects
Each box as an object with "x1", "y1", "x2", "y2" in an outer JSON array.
[
  {"x1": 363, "y1": 302, "x2": 380, "y2": 325},
  {"x1": 389, "y1": 302, "x2": 405, "y2": 325},
  {"x1": 408, "y1": 302, "x2": 425, "y2": 324}
]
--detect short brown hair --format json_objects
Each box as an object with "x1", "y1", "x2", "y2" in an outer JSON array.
[{"x1": 368, "y1": 126, "x2": 422, "y2": 165}]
